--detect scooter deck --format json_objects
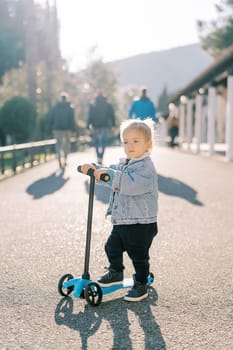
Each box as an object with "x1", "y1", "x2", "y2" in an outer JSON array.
[
  {"x1": 63, "y1": 275, "x2": 154, "y2": 298},
  {"x1": 101, "y1": 278, "x2": 134, "y2": 295},
  {"x1": 62, "y1": 277, "x2": 133, "y2": 298}
]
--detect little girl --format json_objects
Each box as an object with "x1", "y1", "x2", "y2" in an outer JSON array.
[{"x1": 81, "y1": 119, "x2": 158, "y2": 302}]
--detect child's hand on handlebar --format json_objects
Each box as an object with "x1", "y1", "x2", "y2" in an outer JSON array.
[
  {"x1": 81, "y1": 163, "x2": 96, "y2": 174},
  {"x1": 94, "y1": 168, "x2": 109, "y2": 181}
]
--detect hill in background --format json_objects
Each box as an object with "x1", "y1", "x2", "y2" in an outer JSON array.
[{"x1": 110, "y1": 43, "x2": 213, "y2": 103}]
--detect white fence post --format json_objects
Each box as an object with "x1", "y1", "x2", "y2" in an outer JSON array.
[
  {"x1": 186, "y1": 99, "x2": 193, "y2": 148},
  {"x1": 194, "y1": 94, "x2": 203, "y2": 153},
  {"x1": 225, "y1": 74, "x2": 233, "y2": 161},
  {"x1": 207, "y1": 86, "x2": 217, "y2": 156}
]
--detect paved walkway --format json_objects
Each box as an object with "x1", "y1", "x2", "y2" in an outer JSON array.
[{"x1": 0, "y1": 145, "x2": 233, "y2": 349}]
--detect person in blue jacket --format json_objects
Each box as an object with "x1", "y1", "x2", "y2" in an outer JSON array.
[{"x1": 128, "y1": 88, "x2": 157, "y2": 122}]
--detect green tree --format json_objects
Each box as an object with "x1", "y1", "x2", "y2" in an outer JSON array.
[
  {"x1": 0, "y1": 0, "x2": 61, "y2": 108},
  {"x1": 0, "y1": 0, "x2": 25, "y2": 80},
  {"x1": 197, "y1": 0, "x2": 233, "y2": 56},
  {"x1": 0, "y1": 96, "x2": 36, "y2": 143},
  {"x1": 0, "y1": 65, "x2": 28, "y2": 106}
]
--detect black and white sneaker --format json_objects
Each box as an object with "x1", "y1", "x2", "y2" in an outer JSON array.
[
  {"x1": 97, "y1": 269, "x2": 123, "y2": 287},
  {"x1": 124, "y1": 281, "x2": 148, "y2": 302}
]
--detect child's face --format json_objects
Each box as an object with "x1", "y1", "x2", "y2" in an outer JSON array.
[{"x1": 122, "y1": 128, "x2": 151, "y2": 159}]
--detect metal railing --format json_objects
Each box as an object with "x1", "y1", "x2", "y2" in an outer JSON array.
[{"x1": 0, "y1": 136, "x2": 91, "y2": 177}]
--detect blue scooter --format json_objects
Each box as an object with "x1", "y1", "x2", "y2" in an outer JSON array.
[{"x1": 58, "y1": 166, "x2": 154, "y2": 306}]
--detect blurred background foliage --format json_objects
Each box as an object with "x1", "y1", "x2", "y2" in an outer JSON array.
[{"x1": 0, "y1": 0, "x2": 233, "y2": 145}]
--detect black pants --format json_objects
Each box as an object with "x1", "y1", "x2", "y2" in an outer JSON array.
[
  {"x1": 105, "y1": 222, "x2": 158, "y2": 284},
  {"x1": 169, "y1": 126, "x2": 178, "y2": 147}
]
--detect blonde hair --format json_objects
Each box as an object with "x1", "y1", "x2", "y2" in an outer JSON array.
[{"x1": 120, "y1": 118, "x2": 155, "y2": 152}]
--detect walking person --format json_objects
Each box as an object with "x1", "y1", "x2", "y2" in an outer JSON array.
[
  {"x1": 167, "y1": 115, "x2": 179, "y2": 147},
  {"x1": 81, "y1": 118, "x2": 158, "y2": 302},
  {"x1": 128, "y1": 88, "x2": 158, "y2": 122},
  {"x1": 86, "y1": 91, "x2": 116, "y2": 164},
  {"x1": 50, "y1": 93, "x2": 76, "y2": 168}
]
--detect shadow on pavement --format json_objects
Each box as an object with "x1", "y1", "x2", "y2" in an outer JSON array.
[
  {"x1": 158, "y1": 174, "x2": 203, "y2": 206},
  {"x1": 26, "y1": 168, "x2": 69, "y2": 199},
  {"x1": 83, "y1": 173, "x2": 203, "y2": 206},
  {"x1": 84, "y1": 174, "x2": 203, "y2": 206},
  {"x1": 54, "y1": 287, "x2": 166, "y2": 350}
]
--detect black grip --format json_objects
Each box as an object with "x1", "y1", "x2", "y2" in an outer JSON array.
[
  {"x1": 100, "y1": 173, "x2": 110, "y2": 182},
  {"x1": 87, "y1": 168, "x2": 95, "y2": 177},
  {"x1": 77, "y1": 165, "x2": 82, "y2": 173}
]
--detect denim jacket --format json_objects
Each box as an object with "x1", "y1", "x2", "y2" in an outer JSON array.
[{"x1": 99, "y1": 154, "x2": 158, "y2": 225}]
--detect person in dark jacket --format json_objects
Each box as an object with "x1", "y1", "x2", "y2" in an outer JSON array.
[
  {"x1": 128, "y1": 88, "x2": 157, "y2": 122},
  {"x1": 86, "y1": 91, "x2": 116, "y2": 164},
  {"x1": 50, "y1": 93, "x2": 76, "y2": 168}
]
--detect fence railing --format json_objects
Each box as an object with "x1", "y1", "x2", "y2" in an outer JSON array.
[{"x1": 0, "y1": 136, "x2": 91, "y2": 177}]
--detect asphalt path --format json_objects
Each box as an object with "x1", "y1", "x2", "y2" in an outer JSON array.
[{"x1": 0, "y1": 145, "x2": 233, "y2": 350}]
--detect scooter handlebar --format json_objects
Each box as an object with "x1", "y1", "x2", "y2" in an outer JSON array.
[{"x1": 77, "y1": 165, "x2": 110, "y2": 182}]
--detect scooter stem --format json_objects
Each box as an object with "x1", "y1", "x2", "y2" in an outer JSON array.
[{"x1": 82, "y1": 174, "x2": 95, "y2": 280}]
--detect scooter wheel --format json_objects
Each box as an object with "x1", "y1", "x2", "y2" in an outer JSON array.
[
  {"x1": 84, "y1": 282, "x2": 103, "y2": 306},
  {"x1": 58, "y1": 273, "x2": 74, "y2": 296}
]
